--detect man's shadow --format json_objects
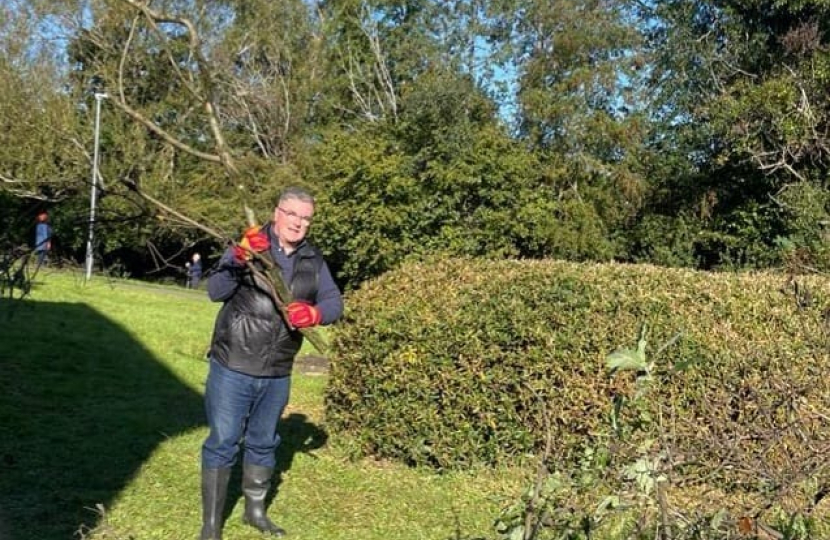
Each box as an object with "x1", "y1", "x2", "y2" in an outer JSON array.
[
  {"x1": 0, "y1": 297, "x2": 205, "y2": 540},
  {"x1": 224, "y1": 412, "x2": 328, "y2": 519}
]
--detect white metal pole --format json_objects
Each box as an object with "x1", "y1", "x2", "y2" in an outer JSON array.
[{"x1": 85, "y1": 93, "x2": 107, "y2": 281}]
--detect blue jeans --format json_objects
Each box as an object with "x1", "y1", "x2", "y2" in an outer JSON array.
[{"x1": 202, "y1": 359, "x2": 291, "y2": 469}]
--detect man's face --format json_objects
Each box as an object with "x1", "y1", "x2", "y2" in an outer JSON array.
[{"x1": 273, "y1": 197, "x2": 314, "y2": 248}]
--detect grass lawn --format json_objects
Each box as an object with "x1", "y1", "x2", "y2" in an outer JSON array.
[{"x1": 0, "y1": 269, "x2": 526, "y2": 540}]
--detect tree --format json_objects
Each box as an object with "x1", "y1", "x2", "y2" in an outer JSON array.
[
  {"x1": 45, "y1": 0, "x2": 324, "y2": 271},
  {"x1": 643, "y1": 0, "x2": 830, "y2": 270},
  {"x1": 486, "y1": 0, "x2": 652, "y2": 257}
]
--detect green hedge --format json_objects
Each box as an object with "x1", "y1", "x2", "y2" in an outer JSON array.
[{"x1": 325, "y1": 258, "x2": 830, "y2": 477}]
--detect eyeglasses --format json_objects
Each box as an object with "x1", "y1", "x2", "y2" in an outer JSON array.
[{"x1": 278, "y1": 207, "x2": 313, "y2": 225}]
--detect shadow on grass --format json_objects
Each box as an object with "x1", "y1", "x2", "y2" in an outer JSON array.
[
  {"x1": 224, "y1": 412, "x2": 329, "y2": 521},
  {"x1": 0, "y1": 298, "x2": 205, "y2": 540},
  {"x1": 275, "y1": 412, "x2": 329, "y2": 474}
]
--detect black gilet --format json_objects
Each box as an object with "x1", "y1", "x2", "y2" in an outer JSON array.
[{"x1": 208, "y1": 243, "x2": 322, "y2": 377}]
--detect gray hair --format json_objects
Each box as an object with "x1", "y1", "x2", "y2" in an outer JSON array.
[{"x1": 278, "y1": 186, "x2": 315, "y2": 206}]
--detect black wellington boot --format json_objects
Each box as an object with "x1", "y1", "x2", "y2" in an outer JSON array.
[
  {"x1": 241, "y1": 463, "x2": 286, "y2": 537},
  {"x1": 199, "y1": 467, "x2": 231, "y2": 540}
]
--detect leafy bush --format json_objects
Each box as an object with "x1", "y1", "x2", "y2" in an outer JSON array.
[
  {"x1": 306, "y1": 74, "x2": 623, "y2": 290},
  {"x1": 627, "y1": 212, "x2": 701, "y2": 267},
  {"x1": 774, "y1": 181, "x2": 830, "y2": 271},
  {"x1": 326, "y1": 257, "x2": 830, "y2": 491},
  {"x1": 308, "y1": 123, "x2": 544, "y2": 289}
]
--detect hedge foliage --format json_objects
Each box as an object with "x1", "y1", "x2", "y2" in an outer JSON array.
[{"x1": 325, "y1": 258, "x2": 830, "y2": 481}]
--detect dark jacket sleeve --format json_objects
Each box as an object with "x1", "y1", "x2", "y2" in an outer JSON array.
[{"x1": 207, "y1": 248, "x2": 243, "y2": 302}]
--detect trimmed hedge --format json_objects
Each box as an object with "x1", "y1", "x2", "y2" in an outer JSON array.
[{"x1": 325, "y1": 258, "x2": 830, "y2": 478}]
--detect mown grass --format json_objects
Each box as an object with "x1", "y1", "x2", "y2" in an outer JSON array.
[{"x1": 0, "y1": 268, "x2": 526, "y2": 540}]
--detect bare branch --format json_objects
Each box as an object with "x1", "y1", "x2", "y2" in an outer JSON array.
[
  {"x1": 108, "y1": 98, "x2": 224, "y2": 164},
  {"x1": 0, "y1": 172, "x2": 54, "y2": 200},
  {"x1": 135, "y1": 189, "x2": 229, "y2": 241},
  {"x1": 337, "y1": 8, "x2": 399, "y2": 123},
  {"x1": 118, "y1": 15, "x2": 141, "y2": 104},
  {"x1": 117, "y1": 0, "x2": 236, "y2": 174}
]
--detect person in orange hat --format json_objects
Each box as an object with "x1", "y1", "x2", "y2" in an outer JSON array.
[{"x1": 34, "y1": 212, "x2": 52, "y2": 266}]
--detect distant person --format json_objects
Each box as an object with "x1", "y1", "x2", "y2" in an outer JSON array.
[
  {"x1": 187, "y1": 253, "x2": 202, "y2": 289},
  {"x1": 198, "y1": 187, "x2": 343, "y2": 540},
  {"x1": 34, "y1": 212, "x2": 52, "y2": 266}
]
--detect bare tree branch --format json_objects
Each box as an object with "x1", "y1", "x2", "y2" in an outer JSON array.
[{"x1": 117, "y1": 0, "x2": 236, "y2": 173}]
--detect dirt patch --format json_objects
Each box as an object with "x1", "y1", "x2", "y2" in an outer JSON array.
[{"x1": 295, "y1": 354, "x2": 329, "y2": 376}]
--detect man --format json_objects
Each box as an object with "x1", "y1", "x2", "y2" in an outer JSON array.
[
  {"x1": 34, "y1": 212, "x2": 52, "y2": 266},
  {"x1": 187, "y1": 253, "x2": 202, "y2": 289},
  {"x1": 200, "y1": 187, "x2": 343, "y2": 540}
]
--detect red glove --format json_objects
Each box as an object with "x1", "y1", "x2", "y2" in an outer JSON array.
[
  {"x1": 232, "y1": 245, "x2": 249, "y2": 263},
  {"x1": 286, "y1": 301, "x2": 322, "y2": 328},
  {"x1": 233, "y1": 226, "x2": 270, "y2": 263},
  {"x1": 243, "y1": 227, "x2": 270, "y2": 252}
]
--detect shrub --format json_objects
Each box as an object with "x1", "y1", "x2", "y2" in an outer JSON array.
[
  {"x1": 325, "y1": 257, "x2": 830, "y2": 487},
  {"x1": 628, "y1": 212, "x2": 701, "y2": 267}
]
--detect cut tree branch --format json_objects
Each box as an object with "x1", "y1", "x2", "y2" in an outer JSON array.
[{"x1": 102, "y1": 0, "x2": 328, "y2": 352}]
